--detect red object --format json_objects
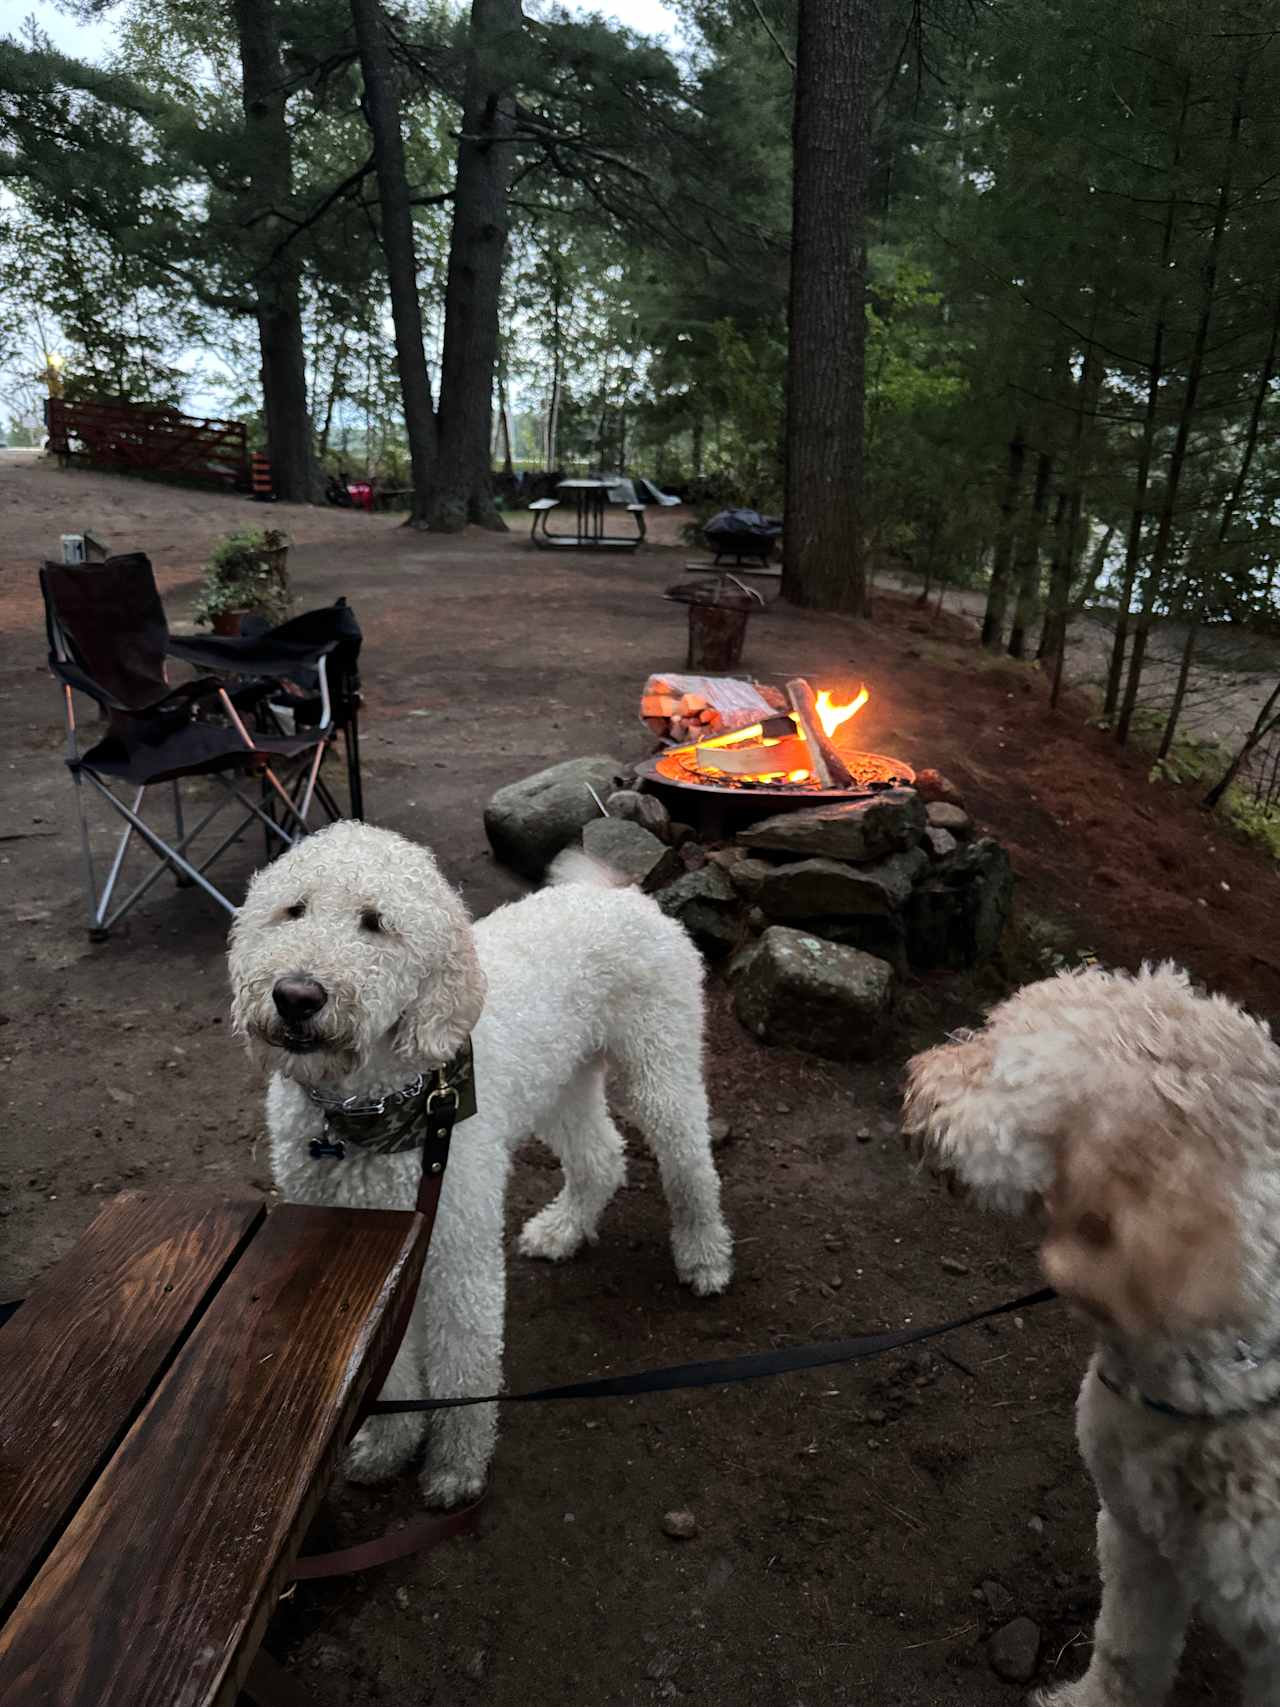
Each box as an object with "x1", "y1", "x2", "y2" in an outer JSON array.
[
  {"x1": 347, "y1": 480, "x2": 374, "y2": 513},
  {"x1": 46, "y1": 397, "x2": 249, "y2": 488}
]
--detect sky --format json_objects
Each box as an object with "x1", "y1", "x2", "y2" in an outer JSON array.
[
  {"x1": 8, "y1": 0, "x2": 687, "y2": 422},
  {"x1": 20, "y1": 0, "x2": 685, "y2": 59}
]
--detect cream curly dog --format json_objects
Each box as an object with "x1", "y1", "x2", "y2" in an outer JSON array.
[
  {"x1": 228, "y1": 822, "x2": 732, "y2": 1507},
  {"x1": 904, "y1": 962, "x2": 1280, "y2": 1705}
]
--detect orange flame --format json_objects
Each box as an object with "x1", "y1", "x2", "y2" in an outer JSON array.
[
  {"x1": 787, "y1": 769, "x2": 811, "y2": 783},
  {"x1": 815, "y1": 687, "x2": 869, "y2": 738}
]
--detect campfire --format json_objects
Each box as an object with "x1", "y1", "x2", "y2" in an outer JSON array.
[{"x1": 654, "y1": 677, "x2": 912, "y2": 797}]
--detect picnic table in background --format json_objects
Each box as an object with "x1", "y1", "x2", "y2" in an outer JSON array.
[
  {"x1": 528, "y1": 477, "x2": 647, "y2": 551},
  {"x1": 0, "y1": 1189, "x2": 430, "y2": 1706}
]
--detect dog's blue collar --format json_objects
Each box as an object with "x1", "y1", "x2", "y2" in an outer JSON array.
[{"x1": 1096, "y1": 1360, "x2": 1280, "y2": 1424}]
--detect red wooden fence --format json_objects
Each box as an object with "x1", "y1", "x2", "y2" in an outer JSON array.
[{"x1": 46, "y1": 398, "x2": 250, "y2": 488}]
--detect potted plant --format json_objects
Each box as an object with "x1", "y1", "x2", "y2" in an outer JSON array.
[{"x1": 193, "y1": 528, "x2": 292, "y2": 634}]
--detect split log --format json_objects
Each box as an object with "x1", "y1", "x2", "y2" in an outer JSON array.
[
  {"x1": 786, "y1": 678, "x2": 857, "y2": 789},
  {"x1": 694, "y1": 734, "x2": 812, "y2": 776}
]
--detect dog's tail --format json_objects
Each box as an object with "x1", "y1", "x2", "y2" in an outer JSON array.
[{"x1": 546, "y1": 846, "x2": 634, "y2": 889}]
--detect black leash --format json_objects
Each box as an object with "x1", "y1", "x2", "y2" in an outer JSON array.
[
  {"x1": 368, "y1": 1285, "x2": 1058, "y2": 1413},
  {"x1": 0, "y1": 1288, "x2": 1059, "y2": 1414}
]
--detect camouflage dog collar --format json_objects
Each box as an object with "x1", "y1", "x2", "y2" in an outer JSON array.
[{"x1": 305, "y1": 1039, "x2": 477, "y2": 1159}]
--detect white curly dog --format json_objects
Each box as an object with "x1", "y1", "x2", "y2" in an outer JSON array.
[
  {"x1": 228, "y1": 820, "x2": 732, "y2": 1507},
  {"x1": 905, "y1": 963, "x2": 1280, "y2": 1707}
]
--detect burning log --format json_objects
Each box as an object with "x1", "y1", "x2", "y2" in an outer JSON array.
[
  {"x1": 786, "y1": 678, "x2": 857, "y2": 790},
  {"x1": 693, "y1": 734, "x2": 812, "y2": 777}
]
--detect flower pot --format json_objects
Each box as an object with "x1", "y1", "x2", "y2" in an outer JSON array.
[{"x1": 212, "y1": 610, "x2": 247, "y2": 636}]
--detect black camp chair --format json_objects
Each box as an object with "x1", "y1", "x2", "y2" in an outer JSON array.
[
  {"x1": 168, "y1": 600, "x2": 365, "y2": 821},
  {"x1": 41, "y1": 553, "x2": 335, "y2": 939}
]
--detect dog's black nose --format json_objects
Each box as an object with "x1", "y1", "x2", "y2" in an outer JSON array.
[{"x1": 272, "y1": 976, "x2": 328, "y2": 1026}]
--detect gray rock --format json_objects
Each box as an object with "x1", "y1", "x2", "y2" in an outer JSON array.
[
  {"x1": 987, "y1": 1617, "x2": 1040, "y2": 1684},
  {"x1": 707, "y1": 1118, "x2": 732, "y2": 1146},
  {"x1": 923, "y1": 826, "x2": 958, "y2": 861},
  {"x1": 906, "y1": 838, "x2": 1014, "y2": 971},
  {"x1": 583, "y1": 816, "x2": 681, "y2": 892},
  {"x1": 605, "y1": 789, "x2": 672, "y2": 839},
  {"x1": 731, "y1": 927, "x2": 893, "y2": 1060},
  {"x1": 940, "y1": 1256, "x2": 971, "y2": 1276},
  {"x1": 726, "y1": 855, "x2": 772, "y2": 901},
  {"x1": 736, "y1": 789, "x2": 926, "y2": 864},
  {"x1": 790, "y1": 912, "x2": 908, "y2": 975},
  {"x1": 656, "y1": 865, "x2": 741, "y2": 955},
  {"x1": 926, "y1": 801, "x2": 972, "y2": 839},
  {"x1": 758, "y1": 848, "x2": 928, "y2": 921},
  {"x1": 484, "y1": 755, "x2": 623, "y2": 879},
  {"x1": 981, "y1": 1580, "x2": 1014, "y2": 1617},
  {"x1": 662, "y1": 1509, "x2": 698, "y2": 1539}
]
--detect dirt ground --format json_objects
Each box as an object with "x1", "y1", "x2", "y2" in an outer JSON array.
[{"x1": 3, "y1": 455, "x2": 1274, "y2": 1703}]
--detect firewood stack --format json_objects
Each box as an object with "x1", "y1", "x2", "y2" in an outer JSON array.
[{"x1": 640, "y1": 674, "x2": 789, "y2": 744}]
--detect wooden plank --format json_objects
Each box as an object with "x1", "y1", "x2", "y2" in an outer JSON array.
[
  {"x1": 0, "y1": 1204, "x2": 428, "y2": 1707},
  {"x1": 0, "y1": 1190, "x2": 265, "y2": 1623}
]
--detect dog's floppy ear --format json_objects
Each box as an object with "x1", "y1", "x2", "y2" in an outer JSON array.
[
  {"x1": 903, "y1": 1033, "x2": 1058, "y2": 1213},
  {"x1": 1041, "y1": 1136, "x2": 1241, "y2": 1341},
  {"x1": 394, "y1": 886, "x2": 488, "y2": 1066}
]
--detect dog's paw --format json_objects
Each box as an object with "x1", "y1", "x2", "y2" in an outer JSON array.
[
  {"x1": 683, "y1": 1257, "x2": 733, "y2": 1297},
  {"x1": 345, "y1": 1418, "x2": 422, "y2": 1486},
  {"x1": 517, "y1": 1199, "x2": 590, "y2": 1263},
  {"x1": 674, "y1": 1227, "x2": 733, "y2": 1297},
  {"x1": 421, "y1": 1464, "x2": 486, "y2": 1510}
]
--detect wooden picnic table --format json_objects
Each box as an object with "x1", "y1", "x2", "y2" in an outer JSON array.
[
  {"x1": 0, "y1": 1188, "x2": 431, "y2": 1707},
  {"x1": 528, "y1": 478, "x2": 646, "y2": 551}
]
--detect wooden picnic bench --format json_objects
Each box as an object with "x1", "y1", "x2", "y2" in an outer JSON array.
[{"x1": 0, "y1": 1188, "x2": 432, "y2": 1706}]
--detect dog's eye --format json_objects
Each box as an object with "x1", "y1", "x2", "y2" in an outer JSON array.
[
  {"x1": 285, "y1": 900, "x2": 306, "y2": 920},
  {"x1": 360, "y1": 908, "x2": 384, "y2": 933}
]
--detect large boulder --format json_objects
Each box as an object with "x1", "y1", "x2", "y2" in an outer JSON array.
[
  {"x1": 736, "y1": 788, "x2": 926, "y2": 865},
  {"x1": 731, "y1": 927, "x2": 894, "y2": 1059},
  {"x1": 757, "y1": 848, "x2": 928, "y2": 920},
  {"x1": 582, "y1": 816, "x2": 681, "y2": 892},
  {"x1": 787, "y1": 912, "x2": 909, "y2": 976},
  {"x1": 483, "y1": 756, "x2": 623, "y2": 879},
  {"x1": 906, "y1": 838, "x2": 1013, "y2": 970},
  {"x1": 656, "y1": 864, "x2": 741, "y2": 955}
]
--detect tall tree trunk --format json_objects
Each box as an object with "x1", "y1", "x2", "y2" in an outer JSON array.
[
  {"x1": 692, "y1": 416, "x2": 704, "y2": 478},
  {"x1": 232, "y1": 0, "x2": 318, "y2": 503},
  {"x1": 497, "y1": 369, "x2": 514, "y2": 478},
  {"x1": 982, "y1": 431, "x2": 1026, "y2": 649},
  {"x1": 426, "y1": 0, "x2": 519, "y2": 531},
  {"x1": 1204, "y1": 678, "x2": 1280, "y2": 808},
  {"x1": 317, "y1": 332, "x2": 346, "y2": 464},
  {"x1": 1104, "y1": 79, "x2": 1190, "y2": 716},
  {"x1": 1038, "y1": 491, "x2": 1072, "y2": 662},
  {"x1": 1039, "y1": 314, "x2": 1101, "y2": 662},
  {"x1": 1008, "y1": 452, "x2": 1052, "y2": 658},
  {"x1": 781, "y1": 0, "x2": 871, "y2": 614},
  {"x1": 1158, "y1": 287, "x2": 1280, "y2": 760},
  {"x1": 350, "y1": 0, "x2": 438, "y2": 524},
  {"x1": 1117, "y1": 75, "x2": 1244, "y2": 746}
]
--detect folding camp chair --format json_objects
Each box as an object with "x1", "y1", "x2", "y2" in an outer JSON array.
[
  {"x1": 41, "y1": 553, "x2": 333, "y2": 940},
  {"x1": 167, "y1": 599, "x2": 365, "y2": 820}
]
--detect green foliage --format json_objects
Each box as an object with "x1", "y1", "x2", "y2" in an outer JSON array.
[
  {"x1": 193, "y1": 528, "x2": 292, "y2": 626},
  {"x1": 1220, "y1": 790, "x2": 1280, "y2": 862}
]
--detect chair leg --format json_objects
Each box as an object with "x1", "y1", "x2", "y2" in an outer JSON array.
[
  {"x1": 71, "y1": 770, "x2": 109, "y2": 942},
  {"x1": 346, "y1": 710, "x2": 364, "y2": 820},
  {"x1": 172, "y1": 781, "x2": 193, "y2": 886}
]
